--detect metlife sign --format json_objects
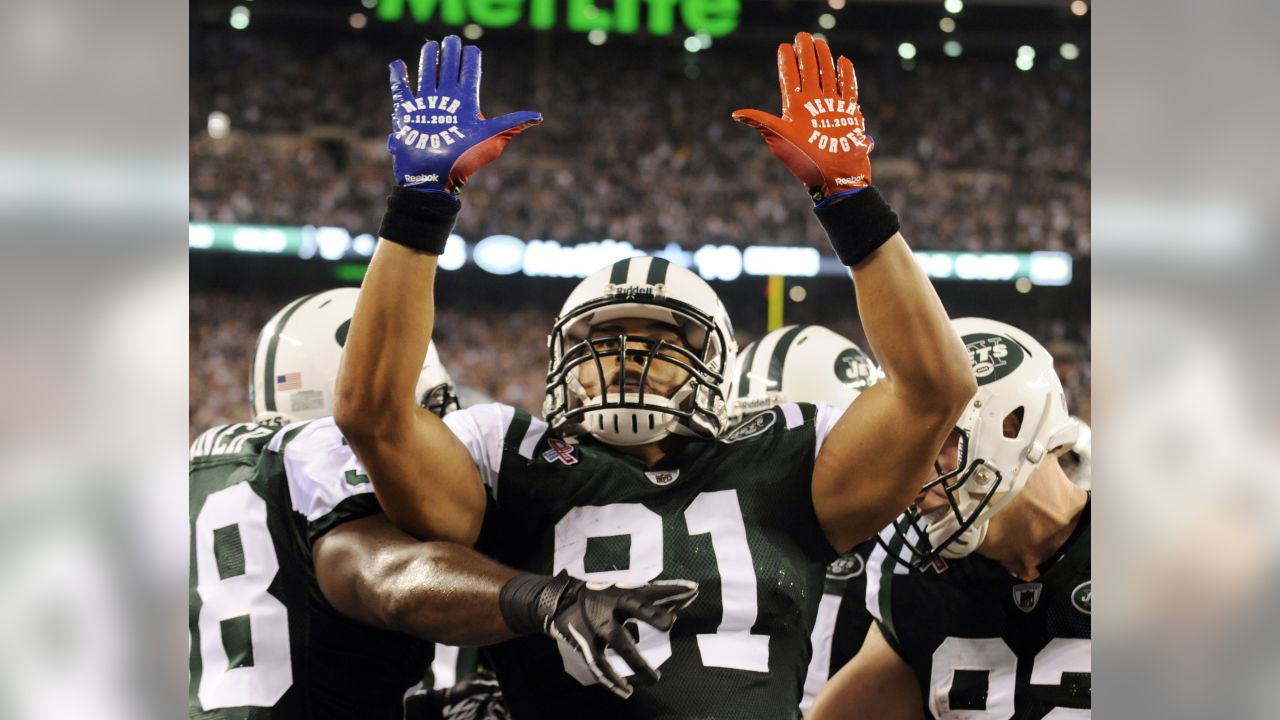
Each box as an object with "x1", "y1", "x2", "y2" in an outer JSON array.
[{"x1": 375, "y1": 0, "x2": 740, "y2": 38}]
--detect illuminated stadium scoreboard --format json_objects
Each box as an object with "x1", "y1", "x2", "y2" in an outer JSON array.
[{"x1": 375, "y1": 0, "x2": 740, "y2": 37}]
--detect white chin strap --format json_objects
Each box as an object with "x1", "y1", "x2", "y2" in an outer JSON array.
[{"x1": 581, "y1": 393, "x2": 681, "y2": 446}]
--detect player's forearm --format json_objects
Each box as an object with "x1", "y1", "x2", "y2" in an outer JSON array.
[
  {"x1": 334, "y1": 240, "x2": 439, "y2": 439},
  {"x1": 318, "y1": 518, "x2": 519, "y2": 644},
  {"x1": 371, "y1": 542, "x2": 521, "y2": 645},
  {"x1": 850, "y1": 234, "x2": 975, "y2": 415}
]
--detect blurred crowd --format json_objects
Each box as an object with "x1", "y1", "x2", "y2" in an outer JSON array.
[
  {"x1": 190, "y1": 33, "x2": 1090, "y2": 256},
  {"x1": 190, "y1": 290, "x2": 1091, "y2": 439}
]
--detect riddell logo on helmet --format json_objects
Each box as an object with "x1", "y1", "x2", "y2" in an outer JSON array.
[{"x1": 611, "y1": 285, "x2": 662, "y2": 301}]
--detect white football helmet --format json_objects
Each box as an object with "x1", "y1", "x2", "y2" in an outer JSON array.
[
  {"x1": 1064, "y1": 418, "x2": 1092, "y2": 490},
  {"x1": 730, "y1": 324, "x2": 879, "y2": 419},
  {"x1": 250, "y1": 288, "x2": 457, "y2": 424},
  {"x1": 544, "y1": 256, "x2": 737, "y2": 446},
  {"x1": 885, "y1": 317, "x2": 1079, "y2": 568}
]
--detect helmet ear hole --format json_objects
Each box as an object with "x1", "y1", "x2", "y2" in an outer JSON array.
[{"x1": 1002, "y1": 407, "x2": 1025, "y2": 438}]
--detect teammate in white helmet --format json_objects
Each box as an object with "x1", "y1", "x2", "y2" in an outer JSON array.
[
  {"x1": 808, "y1": 318, "x2": 1091, "y2": 720},
  {"x1": 729, "y1": 325, "x2": 883, "y2": 716},
  {"x1": 335, "y1": 33, "x2": 974, "y2": 718},
  {"x1": 189, "y1": 289, "x2": 696, "y2": 719}
]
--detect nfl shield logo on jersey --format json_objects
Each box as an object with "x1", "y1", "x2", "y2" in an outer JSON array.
[{"x1": 1012, "y1": 582, "x2": 1043, "y2": 612}]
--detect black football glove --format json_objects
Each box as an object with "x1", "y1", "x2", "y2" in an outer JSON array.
[{"x1": 499, "y1": 571, "x2": 699, "y2": 699}]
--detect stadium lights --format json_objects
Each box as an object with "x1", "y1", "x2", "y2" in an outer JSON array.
[
  {"x1": 897, "y1": 42, "x2": 917, "y2": 60},
  {"x1": 207, "y1": 111, "x2": 230, "y2": 140},
  {"x1": 439, "y1": 235, "x2": 468, "y2": 270},
  {"x1": 587, "y1": 29, "x2": 607, "y2": 45},
  {"x1": 684, "y1": 35, "x2": 701, "y2": 52},
  {"x1": 943, "y1": 0, "x2": 963, "y2": 14},
  {"x1": 1016, "y1": 45, "x2": 1034, "y2": 71},
  {"x1": 818, "y1": 13, "x2": 836, "y2": 30},
  {"x1": 229, "y1": 6, "x2": 250, "y2": 30},
  {"x1": 788, "y1": 285, "x2": 807, "y2": 302},
  {"x1": 361, "y1": 0, "x2": 377, "y2": 7},
  {"x1": 463, "y1": 23, "x2": 484, "y2": 39},
  {"x1": 191, "y1": 222, "x2": 1073, "y2": 284},
  {"x1": 944, "y1": 40, "x2": 962, "y2": 57},
  {"x1": 472, "y1": 235, "x2": 525, "y2": 275},
  {"x1": 1070, "y1": 0, "x2": 1088, "y2": 16},
  {"x1": 349, "y1": 13, "x2": 368, "y2": 29},
  {"x1": 828, "y1": 0, "x2": 845, "y2": 9},
  {"x1": 1060, "y1": 42, "x2": 1080, "y2": 60},
  {"x1": 939, "y1": 17, "x2": 955, "y2": 33}
]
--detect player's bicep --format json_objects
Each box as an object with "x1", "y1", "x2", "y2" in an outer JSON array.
[
  {"x1": 313, "y1": 513, "x2": 415, "y2": 630},
  {"x1": 355, "y1": 407, "x2": 487, "y2": 545},
  {"x1": 808, "y1": 623, "x2": 923, "y2": 720},
  {"x1": 812, "y1": 381, "x2": 954, "y2": 551}
]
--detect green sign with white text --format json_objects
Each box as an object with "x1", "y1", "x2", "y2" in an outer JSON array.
[{"x1": 376, "y1": 0, "x2": 740, "y2": 37}]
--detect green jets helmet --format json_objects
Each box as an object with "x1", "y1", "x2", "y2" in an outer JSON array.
[
  {"x1": 250, "y1": 288, "x2": 457, "y2": 424},
  {"x1": 886, "y1": 317, "x2": 1080, "y2": 568},
  {"x1": 729, "y1": 324, "x2": 879, "y2": 420},
  {"x1": 544, "y1": 256, "x2": 736, "y2": 446}
]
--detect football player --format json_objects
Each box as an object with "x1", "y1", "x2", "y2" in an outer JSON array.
[
  {"x1": 730, "y1": 325, "x2": 883, "y2": 716},
  {"x1": 807, "y1": 318, "x2": 1090, "y2": 720},
  {"x1": 190, "y1": 289, "x2": 697, "y2": 719},
  {"x1": 335, "y1": 33, "x2": 975, "y2": 716}
]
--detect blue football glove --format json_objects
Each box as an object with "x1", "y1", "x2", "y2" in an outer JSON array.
[{"x1": 388, "y1": 35, "x2": 542, "y2": 197}]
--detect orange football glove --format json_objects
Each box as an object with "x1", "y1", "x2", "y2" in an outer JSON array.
[{"x1": 733, "y1": 33, "x2": 874, "y2": 205}]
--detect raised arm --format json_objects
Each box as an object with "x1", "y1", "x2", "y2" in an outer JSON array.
[
  {"x1": 313, "y1": 513, "x2": 699, "y2": 698},
  {"x1": 734, "y1": 33, "x2": 973, "y2": 552},
  {"x1": 333, "y1": 36, "x2": 541, "y2": 544}
]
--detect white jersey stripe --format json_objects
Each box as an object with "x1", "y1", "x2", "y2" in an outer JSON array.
[
  {"x1": 800, "y1": 591, "x2": 844, "y2": 715},
  {"x1": 518, "y1": 415, "x2": 549, "y2": 459},
  {"x1": 780, "y1": 402, "x2": 804, "y2": 429}
]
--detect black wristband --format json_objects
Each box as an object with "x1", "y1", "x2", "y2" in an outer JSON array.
[
  {"x1": 499, "y1": 572, "x2": 577, "y2": 636},
  {"x1": 377, "y1": 187, "x2": 461, "y2": 255},
  {"x1": 813, "y1": 186, "x2": 901, "y2": 267}
]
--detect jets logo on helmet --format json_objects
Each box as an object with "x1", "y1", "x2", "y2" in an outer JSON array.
[
  {"x1": 881, "y1": 318, "x2": 1080, "y2": 570},
  {"x1": 729, "y1": 325, "x2": 879, "y2": 421},
  {"x1": 544, "y1": 257, "x2": 736, "y2": 446},
  {"x1": 251, "y1": 288, "x2": 459, "y2": 424},
  {"x1": 965, "y1": 333, "x2": 1025, "y2": 384},
  {"x1": 834, "y1": 347, "x2": 877, "y2": 392}
]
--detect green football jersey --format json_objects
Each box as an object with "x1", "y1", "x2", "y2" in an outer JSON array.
[
  {"x1": 188, "y1": 419, "x2": 430, "y2": 719},
  {"x1": 799, "y1": 539, "x2": 877, "y2": 715},
  {"x1": 443, "y1": 402, "x2": 842, "y2": 720},
  {"x1": 866, "y1": 499, "x2": 1092, "y2": 719}
]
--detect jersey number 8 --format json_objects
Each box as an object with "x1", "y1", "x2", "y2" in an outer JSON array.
[{"x1": 193, "y1": 483, "x2": 293, "y2": 709}]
